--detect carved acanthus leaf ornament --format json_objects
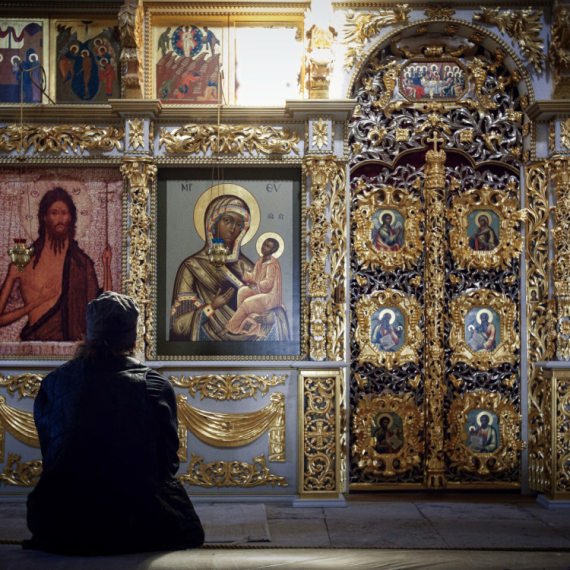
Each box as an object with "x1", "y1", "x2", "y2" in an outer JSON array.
[{"x1": 549, "y1": 6, "x2": 570, "y2": 81}]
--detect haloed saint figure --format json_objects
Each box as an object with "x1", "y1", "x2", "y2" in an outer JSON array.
[
  {"x1": 170, "y1": 186, "x2": 290, "y2": 342},
  {"x1": 465, "y1": 308, "x2": 499, "y2": 352},
  {"x1": 468, "y1": 211, "x2": 499, "y2": 251}
]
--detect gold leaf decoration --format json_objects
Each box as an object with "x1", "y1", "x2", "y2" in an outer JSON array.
[
  {"x1": 549, "y1": 122, "x2": 556, "y2": 151},
  {"x1": 129, "y1": 118, "x2": 145, "y2": 150},
  {"x1": 473, "y1": 7, "x2": 546, "y2": 72},
  {"x1": 0, "y1": 124, "x2": 124, "y2": 154},
  {"x1": 355, "y1": 289, "x2": 423, "y2": 371},
  {"x1": 343, "y1": 6, "x2": 411, "y2": 70},
  {"x1": 169, "y1": 373, "x2": 287, "y2": 401},
  {"x1": 425, "y1": 5, "x2": 456, "y2": 19},
  {"x1": 550, "y1": 6, "x2": 570, "y2": 83},
  {"x1": 0, "y1": 373, "x2": 44, "y2": 399},
  {"x1": 177, "y1": 453, "x2": 288, "y2": 488},
  {"x1": 0, "y1": 394, "x2": 40, "y2": 462},
  {"x1": 449, "y1": 289, "x2": 519, "y2": 371},
  {"x1": 561, "y1": 119, "x2": 570, "y2": 150},
  {"x1": 447, "y1": 391, "x2": 525, "y2": 477},
  {"x1": 448, "y1": 185, "x2": 525, "y2": 271},
  {"x1": 159, "y1": 124, "x2": 300, "y2": 156},
  {"x1": 312, "y1": 118, "x2": 329, "y2": 150},
  {"x1": 0, "y1": 453, "x2": 42, "y2": 487}
]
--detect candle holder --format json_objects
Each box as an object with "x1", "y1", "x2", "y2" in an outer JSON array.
[{"x1": 7, "y1": 238, "x2": 33, "y2": 272}]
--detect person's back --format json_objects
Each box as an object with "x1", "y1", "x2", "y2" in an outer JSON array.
[{"x1": 26, "y1": 292, "x2": 204, "y2": 555}]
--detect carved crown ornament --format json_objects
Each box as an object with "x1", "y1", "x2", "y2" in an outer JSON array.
[
  {"x1": 449, "y1": 289, "x2": 519, "y2": 372},
  {"x1": 352, "y1": 392, "x2": 422, "y2": 479},
  {"x1": 448, "y1": 185, "x2": 525, "y2": 271},
  {"x1": 352, "y1": 181, "x2": 423, "y2": 272},
  {"x1": 355, "y1": 289, "x2": 423, "y2": 371},
  {"x1": 447, "y1": 390, "x2": 525, "y2": 477}
]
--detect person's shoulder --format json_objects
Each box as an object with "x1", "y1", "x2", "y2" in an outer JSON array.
[
  {"x1": 41, "y1": 358, "x2": 81, "y2": 386},
  {"x1": 144, "y1": 368, "x2": 175, "y2": 399}
]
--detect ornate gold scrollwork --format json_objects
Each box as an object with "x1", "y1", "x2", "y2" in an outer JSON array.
[
  {"x1": 0, "y1": 125, "x2": 124, "y2": 154},
  {"x1": 448, "y1": 185, "x2": 524, "y2": 271},
  {"x1": 352, "y1": 393, "x2": 422, "y2": 478},
  {"x1": 300, "y1": 371, "x2": 340, "y2": 496},
  {"x1": 178, "y1": 454, "x2": 288, "y2": 488},
  {"x1": 0, "y1": 395, "x2": 39, "y2": 462},
  {"x1": 0, "y1": 373, "x2": 43, "y2": 399},
  {"x1": 355, "y1": 289, "x2": 423, "y2": 371},
  {"x1": 549, "y1": 122, "x2": 556, "y2": 152},
  {"x1": 119, "y1": 0, "x2": 144, "y2": 98},
  {"x1": 449, "y1": 289, "x2": 519, "y2": 371},
  {"x1": 169, "y1": 373, "x2": 287, "y2": 401},
  {"x1": 343, "y1": 6, "x2": 411, "y2": 70},
  {"x1": 424, "y1": 5, "x2": 456, "y2": 19},
  {"x1": 176, "y1": 392, "x2": 285, "y2": 462},
  {"x1": 447, "y1": 391, "x2": 525, "y2": 477},
  {"x1": 120, "y1": 157, "x2": 156, "y2": 357},
  {"x1": 0, "y1": 453, "x2": 42, "y2": 487},
  {"x1": 561, "y1": 120, "x2": 570, "y2": 151},
  {"x1": 158, "y1": 125, "x2": 300, "y2": 156},
  {"x1": 473, "y1": 7, "x2": 546, "y2": 73},
  {"x1": 549, "y1": 6, "x2": 570, "y2": 88},
  {"x1": 353, "y1": 183, "x2": 423, "y2": 272},
  {"x1": 129, "y1": 119, "x2": 145, "y2": 150},
  {"x1": 310, "y1": 298, "x2": 327, "y2": 362}
]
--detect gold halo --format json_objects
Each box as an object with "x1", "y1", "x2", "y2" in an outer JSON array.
[
  {"x1": 474, "y1": 211, "x2": 492, "y2": 226},
  {"x1": 378, "y1": 309, "x2": 396, "y2": 325},
  {"x1": 476, "y1": 411, "x2": 494, "y2": 426},
  {"x1": 476, "y1": 309, "x2": 493, "y2": 324},
  {"x1": 376, "y1": 210, "x2": 395, "y2": 225},
  {"x1": 193, "y1": 184, "x2": 260, "y2": 245},
  {"x1": 256, "y1": 232, "x2": 284, "y2": 259},
  {"x1": 375, "y1": 413, "x2": 394, "y2": 429}
]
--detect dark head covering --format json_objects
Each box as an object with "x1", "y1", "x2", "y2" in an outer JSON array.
[{"x1": 86, "y1": 292, "x2": 139, "y2": 348}]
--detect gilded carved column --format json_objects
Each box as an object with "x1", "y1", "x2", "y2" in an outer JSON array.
[
  {"x1": 550, "y1": 157, "x2": 570, "y2": 361},
  {"x1": 120, "y1": 157, "x2": 156, "y2": 356},
  {"x1": 303, "y1": 156, "x2": 346, "y2": 361},
  {"x1": 119, "y1": 0, "x2": 144, "y2": 99},
  {"x1": 423, "y1": 131, "x2": 447, "y2": 489}
]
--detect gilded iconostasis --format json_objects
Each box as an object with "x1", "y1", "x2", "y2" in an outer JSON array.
[{"x1": 0, "y1": 0, "x2": 569, "y2": 502}]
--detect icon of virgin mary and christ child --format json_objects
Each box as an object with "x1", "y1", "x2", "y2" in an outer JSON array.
[{"x1": 169, "y1": 186, "x2": 290, "y2": 342}]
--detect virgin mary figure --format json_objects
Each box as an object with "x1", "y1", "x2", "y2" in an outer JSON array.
[{"x1": 169, "y1": 189, "x2": 290, "y2": 342}]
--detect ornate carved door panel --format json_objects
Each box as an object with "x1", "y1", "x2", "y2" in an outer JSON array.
[{"x1": 348, "y1": 34, "x2": 526, "y2": 490}]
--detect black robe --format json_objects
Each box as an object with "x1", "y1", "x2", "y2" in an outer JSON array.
[{"x1": 26, "y1": 357, "x2": 204, "y2": 555}]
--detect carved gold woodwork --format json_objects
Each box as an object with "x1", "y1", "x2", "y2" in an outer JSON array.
[
  {"x1": 550, "y1": 5, "x2": 570, "y2": 92},
  {"x1": 305, "y1": 26, "x2": 337, "y2": 99},
  {"x1": 300, "y1": 371, "x2": 341, "y2": 497},
  {"x1": 561, "y1": 120, "x2": 570, "y2": 151},
  {"x1": 129, "y1": 119, "x2": 145, "y2": 150},
  {"x1": 310, "y1": 298, "x2": 327, "y2": 362},
  {"x1": 0, "y1": 395, "x2": 39, "y2": 462},
  {"x1": 176, "y1": 392, "x2": 285, "y2": 462},
  {"x1": 355, "y1": 289, "x2": 423, "y2": 371},
  {"x1": 549, "y1": 122, "x2": 556, "y2": 152},
  {"x1": 159, "y1": 125, "x2": 300, "y2": 156},
  {"x1": 473, "y1": 7, "x2": 546, "y2": 72},
  {"x1": 169, "y1": 373, "x2": 287, "y2": 401},
  {"x1": 0, "y1": 373, "x2": 43, "y2": 400},
  {"x1": 312, "y1": 118, "x2": 329, "y2": 149},
  {"x1": 449, "y1": 289, "x2": 519, "y2": 371},
  {"x1": 352, "y1": 393, "x2": 422, "y2": 478},
  {"x1": 178, "y1": 454, "x2": 288, "y2": 489},
  {"x1": 353, "y1": 183, "x2": 423, "y2": 272},
  {"x1": 424, "y1": 5, "x2": 456, "y2": 19},
  {"x1": 120, "y1": 157, "x2": 156, "y2": 357},
  {"x1": 447, "y1": 391, "x2": 525, "y2": 477},
  {"x1": 0, "y1": 453, "x2": 42, "y2": 487},
  {"x1": 343, "y1": 6, "x2": 411, "y2": 70},
  {"x1": 448, "y1": 185, "x2": 524, "y2": 271},
  {"x1": 0, "y1": 125, "x2": 124, "y2": 154},
  {"x1": 119, "y1": 0, "x2": 144, "y2": 99}
]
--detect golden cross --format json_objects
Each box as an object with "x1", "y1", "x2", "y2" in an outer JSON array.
[{"x1": 426, "y1": 131, "x2": 445, "y2": 152}]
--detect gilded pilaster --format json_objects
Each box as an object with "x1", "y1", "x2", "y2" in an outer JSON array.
[
  {"x1": 120, "y1": 157, "x2": 156, "y2": 357},
  {"x1": 119, "y1": 0, "x2": 144, "y2": 99},
  {"x1": 423, "y1": 131, "x2": 447, "y2": 489}
]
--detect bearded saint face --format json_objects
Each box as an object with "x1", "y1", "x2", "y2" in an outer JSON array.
[{"x1": 44, "y1": 200, "x2": 72, "y2": 255}]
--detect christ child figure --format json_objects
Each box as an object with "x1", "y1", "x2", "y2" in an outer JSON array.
[{"x1": 223, "y1": 238, "x2": 283, "y2": 337}]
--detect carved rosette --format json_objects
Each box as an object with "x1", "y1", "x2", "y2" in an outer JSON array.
[
  {"x1": 300, "y1": 371, "x2": 341, "y2": 497},
  {"x1": 304, "y1": 157, "x2": 346, "y2": 361},
  {"x1": 449, "y1": 289, "x2": 519, "y2": 371},
  {"x1": 448, "y1": 185, "x2": 524, "y2": 270},
  {"x1": 353, "y1": 183, "x2": 423, "y2": 271},
  {"x1": 447, "y1": 391, "x2": 524, "y2": 477},
  {"x1": 120, "y1": 157, "x2": 157, "y2": 357},
  {"x1": 0, "y1": 125, "x2": 124, "y2": 154},
  {"x1": 178, "y1": 454, "x2": 288, "y2": 488},
  {"x1": 352, "y1": 393, "x2": 422, "y2": 478},
  {"x1": 355, "y1": 289, "x2": 423, "y2": 371},
  {"x1": 159, "y1": 125, "x2": 300, "y2": 156}
]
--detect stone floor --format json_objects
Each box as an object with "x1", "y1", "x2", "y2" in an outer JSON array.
[{"x1": 1, "y1": 495, "x2": 570, "y2": 569}]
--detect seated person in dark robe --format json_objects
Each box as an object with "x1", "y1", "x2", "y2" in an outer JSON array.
[{"x1": 26, "y1": 292, "x2": 204, "y2": 555}]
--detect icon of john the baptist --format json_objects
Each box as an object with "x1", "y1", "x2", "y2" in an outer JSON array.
[{"x1": 169, "y1": 184, "x2": 290, "y2": 342}]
